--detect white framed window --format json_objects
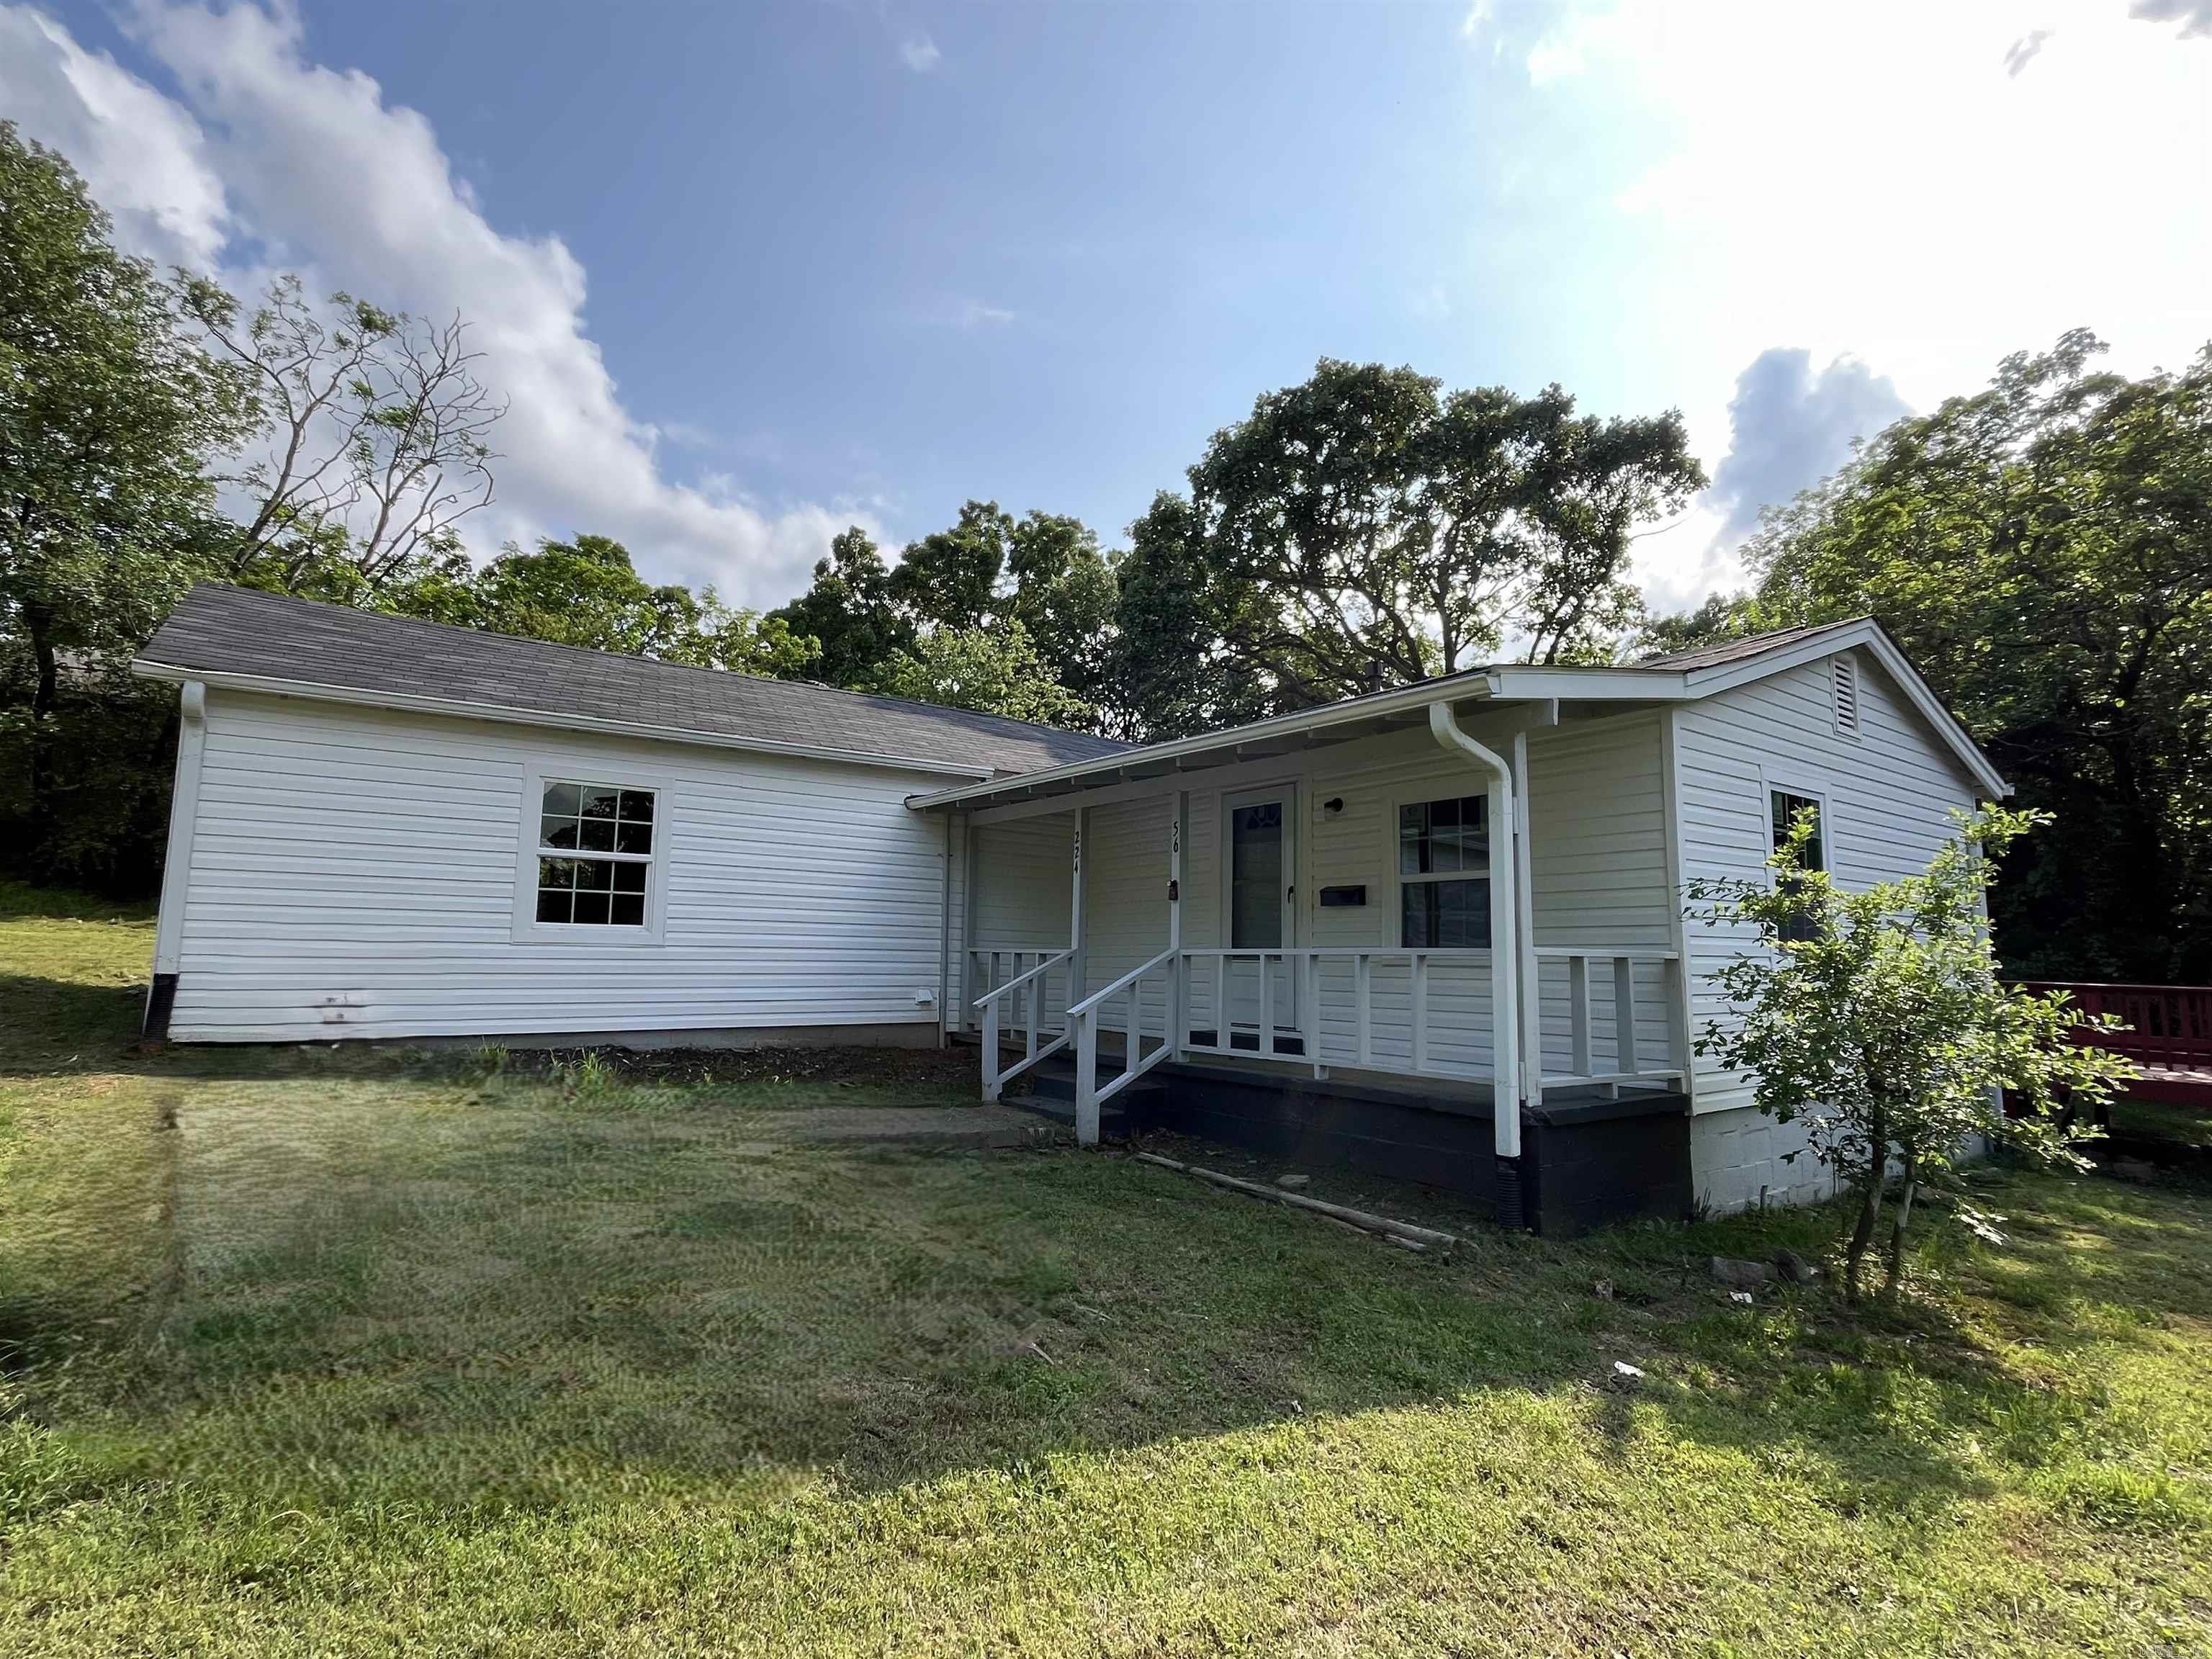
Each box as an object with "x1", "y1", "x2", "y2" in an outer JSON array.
[
  {"x1": 513, "y1": 767, "x2": 667, "y2": 943},
  {"x1": 1395, "y1": 792, "x2": 1491, "y2": 948},
  {"x1": 1761, "y1": 776, "x2": 1830, "y2": 945}
]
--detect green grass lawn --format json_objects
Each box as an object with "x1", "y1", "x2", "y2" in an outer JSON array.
[
  {"x1": 3, "y1": 881, "x2": 2210, "y2": 1655},
  {"x1": 2112, "y1": 1094, "x2": 2212, "y2": 1151}
]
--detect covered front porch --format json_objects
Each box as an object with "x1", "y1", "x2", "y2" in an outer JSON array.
[{"x1": 916, "y1": 679, "x2": 1699, "y2": 1229}]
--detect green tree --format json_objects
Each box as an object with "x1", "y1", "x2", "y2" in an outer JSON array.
[
  {"x1": 888, "y1": 499, "x2": 1012, "y2": 632},
  {"x1": 1105, "y1": 490, "x2": 1269, "y2": 741},
  {"x1": 1633, "y1": 591, "x2": 1755, "y2": 659},
  {"x1": 1189, "y1": 359, "x2": 1703, "y2": 704},
  {"x1": 182, "y1": 273, "x2": 503, "y2": 598},
  {"x1": 1743, "y1": 331, "x2": 2212, "y2": 979},
  {"x1": 769, "y1": 526, "x2": 912, "y2": 688},
  {"x1": 0, "y1": 123, "x2": 250, "y2": 886},
  {"x1": 387, "y1": 534, "x2": 818, "y2": 677},
  {"x1": 871, "y1": 619, "x2": 1094, "y2": 729},
  {"x1": 1689, "y1": 806, "x2": 2134, "y2": 1301},
  {"x1": 1005, "y1": 508, "x2": 1117, "y2": 704}
]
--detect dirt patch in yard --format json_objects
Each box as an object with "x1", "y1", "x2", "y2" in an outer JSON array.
[{"x1": 493, "y1": 1041, "x2": 984, "y2": 1095}]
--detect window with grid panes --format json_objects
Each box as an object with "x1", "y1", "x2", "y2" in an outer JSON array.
[
  {"x1": 534, "y1": 781, "x2": 655, "y2": 927},
  {"x1": 1398, "y1": 793, "x2": 1491, "y2": 948}
]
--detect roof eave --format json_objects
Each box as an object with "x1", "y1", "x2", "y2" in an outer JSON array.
[
  {"x1": 907, "y1": 673, "x2": 1545, "y2": 811},
  {"x1": 130, "y1": 659, "x2": 1001, "y2": 781},
  {"x1": 1671, "y1": 619, "x2": 2010, "y2": 797}
]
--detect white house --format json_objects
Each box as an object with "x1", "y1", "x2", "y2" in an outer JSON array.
[{"x1": 134, "y1": 584, "x2": 2008, "y2": 1233}]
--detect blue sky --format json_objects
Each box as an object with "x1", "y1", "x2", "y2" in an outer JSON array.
[{"x1": 4, "y1": 1, "x2": 2209, "y2": 615}]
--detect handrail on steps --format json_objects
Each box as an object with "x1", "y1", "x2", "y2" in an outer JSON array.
[
  {"x1": 973, "y1": 947, "x2": 1074, "y2": 1103},
  {"x1": 1069, "y1": 947, "x2": 1180, "y2": 1144}
]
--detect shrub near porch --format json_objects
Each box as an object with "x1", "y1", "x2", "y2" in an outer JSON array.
[{"x1": 1, "y1": 883, "x2": 2208, "y2": 1655}]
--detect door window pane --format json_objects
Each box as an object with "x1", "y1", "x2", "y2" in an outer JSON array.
[{"x1": 1231, "y1": 801, "x2": 1284, "y2": 949}]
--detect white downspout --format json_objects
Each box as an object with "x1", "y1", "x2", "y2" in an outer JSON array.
[{"x1": 1428, "y1": 701, "x2": 1523, "y2": 1161}]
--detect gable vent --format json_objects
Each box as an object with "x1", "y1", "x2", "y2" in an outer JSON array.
[{"x1": 1832, "y1": 655, "x2": 1861, "y2": 735}]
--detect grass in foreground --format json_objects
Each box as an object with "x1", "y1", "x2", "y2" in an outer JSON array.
[{"x1": 1, "y1": 882, "x2": 2209, "y2": 1655}]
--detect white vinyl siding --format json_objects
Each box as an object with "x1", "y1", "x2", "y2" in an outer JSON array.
[
  {"x1": 1671, "y1": 647, "x2": 1984, "y2": 1209},
  {"x1": 969, "y1": 813, "x2": 1072, "y2": 952},
  {"x1": 170, "y1": 691, "x2": 963, "y2": 1042}
]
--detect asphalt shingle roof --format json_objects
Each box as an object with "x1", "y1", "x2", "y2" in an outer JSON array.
[
  {"x1": 1635, "y1": 619, "x2": 1860, "y2": 672},
  {"x1": 136, "y1": 584, "x2": 1130, "y2": 777}
]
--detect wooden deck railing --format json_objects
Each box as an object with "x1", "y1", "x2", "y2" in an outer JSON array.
[{"x1": 2015, "y1": 981, "x2": 2212, "y2": 1072}]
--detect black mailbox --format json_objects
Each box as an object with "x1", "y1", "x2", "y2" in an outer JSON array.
[{"x1": 1318, "y1": 885, "x2": 1367, "y2": 907}]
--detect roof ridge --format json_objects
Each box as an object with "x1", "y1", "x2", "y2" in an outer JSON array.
[
  {"x1": 1634, "y1": 614, "x2": 1869, "y2": 668},
  {"x1": 180, "y1": 582, "x2": 1124, "y2": 749}
]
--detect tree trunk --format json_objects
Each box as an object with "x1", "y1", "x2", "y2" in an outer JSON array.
[
  {"x1": 1883, "y1": 1151, "x2": 1919, "y2": 1298},
  {"x1": 1843, "y1": 1107, "x2": 1887, "y2": 1303}
]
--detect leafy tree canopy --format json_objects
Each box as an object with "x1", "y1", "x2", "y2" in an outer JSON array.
[
  {"x1": 1737, "y1": 331, "x2": 2212, "y2": 979},
  {"x1": 769, "y1": 526, "x2": 912, "y2": 689},
  {"x1": 871, "y1": 619, "x2": 1094, "y2": 729},
  {"x1": 888, "y1": 499, "x2": 1012, "y2": 632},
  {"x1": 388, "y1": 533, "x2": 819, "y2": 678},
  {"x1": 1188, "y1": 359, "x2": 1704, "y2": 706},
  {"x1": 0, "y1": 122, "x2": 251, "y2": 887}
]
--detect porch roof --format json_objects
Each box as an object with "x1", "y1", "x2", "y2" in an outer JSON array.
[{"x1": 906, "y1": 616, "x2": 2009, "y2": 813}]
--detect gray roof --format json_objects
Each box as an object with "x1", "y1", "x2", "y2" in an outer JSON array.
[
  {"x1": 1636, "y1": 619, "x2": 1860, "y2": 672},
  {"x1": 136, "y1": 584, "x2": 1130, "y2": 776}
]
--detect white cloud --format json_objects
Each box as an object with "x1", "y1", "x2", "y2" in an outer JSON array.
[
  {"x1": 1509, "y1": 0, "x2": 2212, "y2": 611},
  {"x1": 1707, "y1": 348, "x2": 1909, "y2": 539},
  {"x1": 899, "y1": 33, "x2": 941, "y2": 73},
  {"x1": 0, "y1": 8, "x2": 228, "y2": 267},
  {"x1": 0, "y1": 1, "x2": 864, "y2": 607},
  {"x1": 2131, "y1": 0, "x2": 2212, "y2": 38},
  {"x1": 953, "y1": 298, "x2": 1016, "y2": 329},
  {"x1": 2005, "y1": 28, "x2": 2056, "y2": 75}
]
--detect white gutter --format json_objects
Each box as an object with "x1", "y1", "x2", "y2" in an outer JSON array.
[
  {"x1": 1427, "y1": 701, "x2": 1524, "y2": 1165},
  {"x1": 129, "y1": 660, "x2": 998, "y2": 781}
]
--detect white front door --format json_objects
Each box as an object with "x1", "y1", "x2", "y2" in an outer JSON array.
[{"x1": 1223, "y1": 786, "x2": 1296, "y2": 1041}]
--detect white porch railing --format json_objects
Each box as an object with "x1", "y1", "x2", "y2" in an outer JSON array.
[
  {"x1": 1533, "y1": 947, "x2": 1690, "y2": 1094},
  {"x1": 1058, "y1": 945, "x2": 1689, "y2": 1145},
  {"x1": 970, "y1": 946, "x2": 1074, "y2": 1102},
  {"x1": 1066, "y1": 947, "x2": 1180, "y2": 1141}
]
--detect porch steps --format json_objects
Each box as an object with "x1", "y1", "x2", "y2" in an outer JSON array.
[{"x1": 1009, "y1": 1056, "x2": 1166, "y2": 1140}]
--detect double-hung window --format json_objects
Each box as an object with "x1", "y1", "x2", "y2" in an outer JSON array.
[
  {"x1": 1768, "y1": 788, "x2": 1826, "y2": 944},
  {"x1": 1398, "y1": 793, "x2": 1491, "y2": 948},
  {"x1": 534, "y1": 780, "x2": 656, "y2": 927}
]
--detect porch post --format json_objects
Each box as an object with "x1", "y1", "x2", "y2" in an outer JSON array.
[
  {"x1": 1169, "y1": 789, "x2": 1187, "y2": 1059},
  {"x1": 1069, "y1": 806, "x2": 1089, "y2": 1009},
  {"x1": 963, "y1": 811, "x2": 983, "y2": 1036},
  {"x1": 937, "y1": 811, "x2": 955, "y2": 1046}
]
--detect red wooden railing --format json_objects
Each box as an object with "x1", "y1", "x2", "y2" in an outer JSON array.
[{"x1": 2017, "y1": 980, "x2": 2212, "y2": 1107}]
